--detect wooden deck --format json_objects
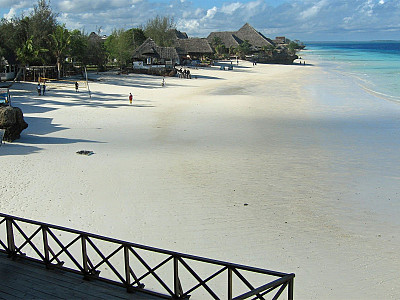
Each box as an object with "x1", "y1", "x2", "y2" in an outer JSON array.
[{"x1": 0, "y1": 254, "x2": 162, "y2": 300}]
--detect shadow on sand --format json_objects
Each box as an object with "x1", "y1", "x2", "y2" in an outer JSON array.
[
  {"x1": 9, "y1": 81, "x2": 156, "y2": 110},
  {"x1": 0, "y1": 83, "x2": 112, "y2": 156},
  {"x1": 0, "y1": 133, "x2": 103, "y2": 156}
]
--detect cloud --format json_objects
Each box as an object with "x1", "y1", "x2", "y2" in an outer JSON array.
[
  {"x1": 221, "y1": 2, "x2": 243, "y2": 15},
  {"x1": 1, "y1": 0, "x2": 32, "y2": 19},
  {"x1": 3, "y1": 7, "x2": 17, "y2": 19},
  {"x1": 204, "y1": 6, "x2": 218, "y2": 19},
  {"x1": 300, "y1": 0, "x2": 328, "y2": 19}
]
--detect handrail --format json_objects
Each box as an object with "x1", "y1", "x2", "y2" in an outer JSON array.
[{"x1": 0, "y1": 212, "x2": 294, "y2": 299}]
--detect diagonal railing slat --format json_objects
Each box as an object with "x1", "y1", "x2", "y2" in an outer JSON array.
[
  {"x1": 46, "y1": 228, "x2": 84, "y2": 272},
  {"x1": 232, "y1": 268, "x2": 265, "y2": 300},
  {"x1": 12, "y1": 222, "x2": 45, "y2": 260},
  {"x1": 183, "y1": 265, "x2": 227, "y2": 297},
  {"x1": 0, "y1": 213, "x2": 294, "y2": 299},
  {"x1": 179, "y1": 257, "x2": 220, "y2": 299},
  {"x1": 271, "y1": 281, "x2": 289, "y2": 300},
  {"x1": 86, "y1": 237, "x2": 125, "y2": 282},
  {"x1": 233, "y1": 275, "x2": 295, "y2": 300},
  {"x1": 129, "y1": 247, "x2": 175, "y2": 297},
  {"x1": 133, "y1": 254, "x2": 173, "y2": 285}
]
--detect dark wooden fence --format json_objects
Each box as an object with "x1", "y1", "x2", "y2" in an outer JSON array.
[{"x1": 0, "y1": 213, "x2": 294, "y2": 299}]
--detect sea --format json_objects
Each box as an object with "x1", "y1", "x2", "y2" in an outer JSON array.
[{"x1": 301, "y1": 41, "x2": 400, "y2": 103}]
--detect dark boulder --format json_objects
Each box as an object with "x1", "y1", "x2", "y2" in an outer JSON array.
[{"x1": 0, "y1": 105, "x2": 28, "y2": 142}]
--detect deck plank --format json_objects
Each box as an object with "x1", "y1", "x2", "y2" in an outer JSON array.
[{"x1": 0, "y1": 254, "x2": 163, "y2": 300}]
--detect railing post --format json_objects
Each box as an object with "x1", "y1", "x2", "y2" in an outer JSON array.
[
  {"x1": 6, "y1": 218, "x2": 16, "y2": 258},
  {"x1": 228, "y1": 268, "x2": 233, "y2": 300},
  {"x1": 174, "y1": 256, "x2": 183, "y2": 298},
  {"x1": 81, "y1": 234, "x2": 89, "y2": 279},
  {"x1": 124, "y1": 245, "x2": 132, "y2": 292},
  {"x1": 42, "y1": 225, "x2": 50, "y2": 268},
  {"x1": 288, "y1": 276, "x2": 294, "y2": 300}
]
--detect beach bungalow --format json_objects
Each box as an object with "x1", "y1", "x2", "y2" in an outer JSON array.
[
  {"x1": 174, "y1": 38, "x2": 214, "y2": 65},
  {"x1": 132, "y1": 38, "x2": 180, "y2": 73},
  {"x1": 207, "y1": 23, "x2": 275, "y2": 51},
  {"x1": 234, "y1": 23, "x2": 275, "y2": 49},
  {"x1": 207, "y1": 23, "x2": 298, "y2": 64},
  {"x1": 132, "y1": 36, "x2": 214, "y2": 70}
]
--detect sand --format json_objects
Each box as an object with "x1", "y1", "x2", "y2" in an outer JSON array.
[{"x1": 1, "y1": 60, "x2": 400, "y2": 299}]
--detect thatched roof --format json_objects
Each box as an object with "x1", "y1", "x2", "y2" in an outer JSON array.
[
  {"x1": 235, "y1": 23, "x2": 274, "y2": 48},
  {"x1": 207, "y1": 32, "x2": 242, "y2": 48},
  {"x1": 132, "y1": 38, "x2": 179, "y2": 61},
  {"x1": 172, "y1": 29, "x2": 188, "y2": 39},
  {"x1": 207, "y1": 23, "x2": 274, "y2": 49},
  {"x1": 174, "y1": 38, "x2": 213, "y2": 55}
]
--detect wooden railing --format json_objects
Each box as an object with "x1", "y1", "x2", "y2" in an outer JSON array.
[{"x1": 0, "y1": 213, "x2": 294, "y2": 299}]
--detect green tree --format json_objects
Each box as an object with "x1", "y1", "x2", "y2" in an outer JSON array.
[
  {"x1": 229, "y1": 46, "x2": 236, "y2": 57},
  {"x1": 69, "y1": 29, "x2": 88, "y2": 66},
  {"x1": 49, "y1": 24, "x2": 71, "y2": 78},
  {"x1": 16, "y1": 36, "x2": 48, "y2": 66},
  {"x1": 287, "y1": 41, "x2": 303, "y2": 55},
  {"x1": 236, "y1": 40, "x2": 252, "y2": 58},
  {"x1": 87, "y1": 32, "x2": 107, "y2": 71},
  {"x1": 104, "y1": 29, "x2": 123, "y2": 68},
  {"x1": 28, "y1": 0, "x2": 58, "y2": 65},
  {"x1": 2, "y1": 0, "x2": 58, "y2": 67},
  {"x1": 128, "y1": 28, "x2": 146, "y2": 50},
  {"x1": 215, "y1": 44, "x2": 227, "y2": 57},
  {"x1": 0, "y1": 18, "x2": 19, "y2": 65},
  {"x1": 261, "y1": 44, "x2": 277, "y2": 57},
  {"x1": 105, "y1": 27, "x2": 146, "y2": 70},
  {"x1": 211, "y1": 36, "x2": 223, "y2": 48},
  {"x1": 144, "y1": 16, "x2": 176, "y2": 47}
]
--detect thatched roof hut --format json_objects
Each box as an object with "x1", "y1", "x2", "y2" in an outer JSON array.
[
  {"x1": 207, "y1": 23, "x2": 275, "y2": 50},
  {"x1": 172, "y1": 29, "x2": 188, "y2": 39},
  {"x1": 132, "y1": 38, "x2": 179, "y2": 64},
  {"x1": 133, "y1": 36, "x2": 214, "y2": 66},
  {"x1": 235, "y1": 23, "x2": 274, "y2": 48},
  {"x1": 174, "y1": 38, "x2": 213, "y2": 57},
  {"x1": 207, "y1": 32, "x2": 242, "y2": 48}
]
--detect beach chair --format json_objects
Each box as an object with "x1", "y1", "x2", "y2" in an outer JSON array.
[{"x1": 0, "y1": 129, "x2": 5, "y2": 146}]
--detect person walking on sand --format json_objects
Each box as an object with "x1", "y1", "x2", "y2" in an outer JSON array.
[
  {"x1": 129, "y1": 93, "x2": 133, "y2": 105},
  {"x1": 75, "y1": 81, "x2": 79, "y2": 92}
]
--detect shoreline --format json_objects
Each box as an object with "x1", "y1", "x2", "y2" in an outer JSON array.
[{"x1": 1, "y1": 60, "x2": 400, "y2": 299}]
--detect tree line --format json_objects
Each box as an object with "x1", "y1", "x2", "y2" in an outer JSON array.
[
  {"x1": 0, "y1": 0, "x2": 177, "y2": 78},
  {"x1": 210, "y1": 36, "x2": 304, "y2": 62},
  {"x1": 1, "y1": 0, "x2": 304, "y2": 78}
]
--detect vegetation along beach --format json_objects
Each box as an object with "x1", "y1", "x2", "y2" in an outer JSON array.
[{"x1": 1, "y1": 0, "x2": 400, "y2": 299}]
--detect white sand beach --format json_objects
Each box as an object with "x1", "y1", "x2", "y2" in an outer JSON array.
[{"x1": 1, "y1": 60, "x2": 400, "y2": 299}]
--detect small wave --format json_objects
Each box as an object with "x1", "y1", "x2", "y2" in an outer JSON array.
[
  {"x1": 331, "y1": 68, "x2": 400, "y2": 103},
  {"x1": 360, "y1": 85, "x2": 400, "y2": 103}
]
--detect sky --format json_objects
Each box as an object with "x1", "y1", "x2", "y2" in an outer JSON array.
[{"x1": 1, "y1": 0, "x2": 400, "y2": 41}]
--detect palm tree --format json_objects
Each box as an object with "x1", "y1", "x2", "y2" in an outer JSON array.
[
  {"x1": 211, "y1": 36, "x2": 223, "y2": 48},
  {"x1": 235, "y1": 40, "x2": 251, "y2": 59},
  {"x1": 261, "y1": 44, "x2": 277, "y2": 58},
  {"x1": 17, "y1": 36, "x2": 48, "y2": 80},
  {"x1": 215, "y1": 44, "x2": 227, "y2": 58},
  {"x1": 49, "y1": 24, "x2": 71, "y2": 78},
  {"x1": 229, "y1": 46, "x2": 236, "y2": 57},
  {"x1": 16, "y1": 37, "x2": 40, "y2": 65}
]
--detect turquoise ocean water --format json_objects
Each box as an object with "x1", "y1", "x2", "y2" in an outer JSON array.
[{"x1": 302, "y1": 41, "x2": 400, "y2": 103}]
